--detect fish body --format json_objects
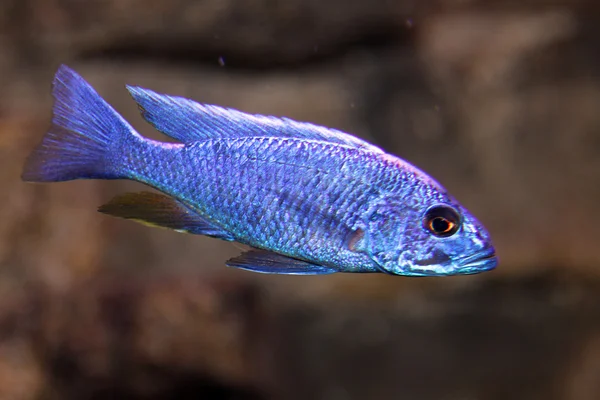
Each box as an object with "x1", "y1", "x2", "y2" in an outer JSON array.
[
  {"x1": 22, "y1": 65, "x2": 498, "y2": 276},
  {"x1": 114, "y1": 137, "x2": 446, "y2": 273}
]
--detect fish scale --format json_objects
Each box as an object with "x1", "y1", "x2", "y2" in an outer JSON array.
[
  {"x1": 21, "y1": 65, "x2": 498, "y2": 276},
  {"x1": 127, "y1": 137, "x2": 383, "y2": 270}
]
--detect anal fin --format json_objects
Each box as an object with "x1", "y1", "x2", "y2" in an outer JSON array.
[
  {"x1": 226, "y1": 249, "x2": 338, "y2": 275},
  {"x1": 98, "y1": 191, "x2": 234, "y2": 241}
]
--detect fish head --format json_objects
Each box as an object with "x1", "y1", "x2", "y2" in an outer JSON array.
[
  {"x1": 393, "y1": 201, "x2": 497, "y2": 276},
  {"x1": 362, "y1": 191, "x2": 497, "y2": 277}
]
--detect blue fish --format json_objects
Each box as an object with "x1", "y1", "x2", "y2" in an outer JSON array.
[{"x1": 22, "y1": 65, "x2": 497, "y2": 276}]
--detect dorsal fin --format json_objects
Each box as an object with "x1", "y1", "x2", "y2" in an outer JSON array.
[{"x1": 126, "y1": 85, "x2": 383, "y2": 152}]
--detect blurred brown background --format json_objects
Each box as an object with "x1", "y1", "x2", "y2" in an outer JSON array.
[{"x1": 0, "y1": 0, "x2": 599, "y2": 399}]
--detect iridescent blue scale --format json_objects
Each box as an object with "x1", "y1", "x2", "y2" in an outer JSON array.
[{"x1": 21, "y1": 65, "x2": 498, "y2": 276}]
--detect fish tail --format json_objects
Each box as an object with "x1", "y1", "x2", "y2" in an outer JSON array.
[{"x1": 22, "y1": 65, "x2": 140, "y2": 182}]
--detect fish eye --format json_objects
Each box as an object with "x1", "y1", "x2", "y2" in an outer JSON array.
[{"x1": 423, "y1": 205, "x2": 461, "y2": 237}]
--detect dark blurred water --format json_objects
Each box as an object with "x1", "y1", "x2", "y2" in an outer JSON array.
[{"x1": 0, "y1": 1, "x2": 599, "y2": 399}]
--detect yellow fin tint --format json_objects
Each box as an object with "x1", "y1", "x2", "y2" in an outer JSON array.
[{"x1": 98, "y1": 191, "x2": 234, "y2": 240}]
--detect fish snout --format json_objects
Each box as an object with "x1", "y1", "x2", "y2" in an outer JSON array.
[{"x1": 457, "y1": 247, "x2": 498, "y2": 274}]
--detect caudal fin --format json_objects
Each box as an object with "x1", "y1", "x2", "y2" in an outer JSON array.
[{"x1": 22, "y1": 65, "x2": 138, "y2": 182}]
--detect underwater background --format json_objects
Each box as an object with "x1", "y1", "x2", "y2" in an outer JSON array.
[{"x1": 0, "y1": 1, "x2": 599, "y2": 399}]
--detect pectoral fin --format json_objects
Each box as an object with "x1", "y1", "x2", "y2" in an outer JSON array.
[
  {"x1": 98, "y1": 191, "x2": 235, "y2": 241},
  {"x1": 226, "y1": 249, "x2": 338, "y2": 275}
]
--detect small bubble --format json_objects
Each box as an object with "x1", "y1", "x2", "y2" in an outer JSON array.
[
  {"x1": 350, "y1": 102, "x2": 355, "y2": 108},
  {"x1": 218, "y1": 56, "x2": 225, "y2": 67},
  {"x1": 405, "y1": 18, "x2": 414, "y2": 28}
]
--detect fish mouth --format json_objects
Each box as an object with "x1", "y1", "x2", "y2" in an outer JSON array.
[
  {"x1": 456, "y1": 247, "x2": 498, "y2": 274},
  {"x1": 407, "y1": 248, "x2": 497, "y2": 277}
]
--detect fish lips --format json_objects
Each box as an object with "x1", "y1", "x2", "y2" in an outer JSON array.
[
  {"x1": 454, "y1": 247, "x2": 498, "y2": 274},
  {"x1": 410, "y1": 247, "x2": 498, "y2": 276}
]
